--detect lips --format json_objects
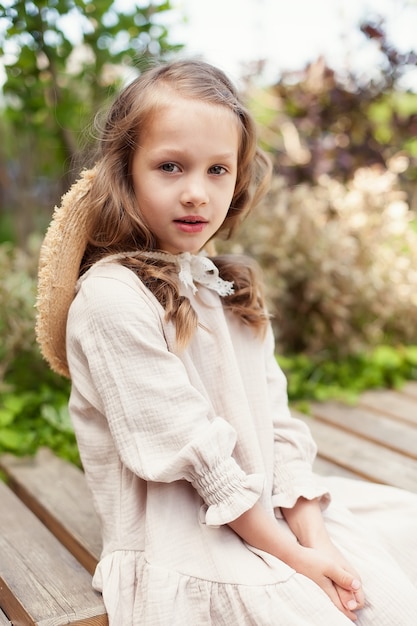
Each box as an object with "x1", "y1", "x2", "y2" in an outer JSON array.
[
  {"x1": 174, "y1": 215, "x2": 207, "y2": 225},
  {"x1": 174, "y1": 216, "x2": 208, "y2": 233}
]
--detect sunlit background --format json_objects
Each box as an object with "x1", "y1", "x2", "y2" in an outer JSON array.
[
  {"x1": 3, "y1": 0, "x2": 416, "y2": 87},
  {"x1": 1, "y1": 0, "x2": 417, "y2": 461},
  {"x1": 168, "y1": 0, "x2": 417, "y2": 88}
]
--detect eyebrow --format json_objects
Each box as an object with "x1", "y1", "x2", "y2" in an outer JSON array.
[{"x1": 150, "y1": 148, "x2": 237, "y2": 161}]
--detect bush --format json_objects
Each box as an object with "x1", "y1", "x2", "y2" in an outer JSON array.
[
  {"x1": 0, "y1": 239, "x2": 77, "y2": 463},
  {"x1": 220, "y1": 164, "x2": 417, "y2": 358},
  {"x1": 278, "y1": 344, "x2": 417, "y2": 406},
  {"x1": 0, "y1": 237, "x2": 40, "y2": 383}
]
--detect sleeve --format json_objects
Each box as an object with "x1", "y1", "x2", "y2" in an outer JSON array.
[
  {"x1": 67, "y1": 269, "x2": 263, "y2": 526},
  {"x1": 263, "y1": 325, "x2": 330, "y2": 515}
]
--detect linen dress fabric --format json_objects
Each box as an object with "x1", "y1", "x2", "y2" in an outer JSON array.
[{"x1": 66, "y1": 259, "x2": 417, "y2": 626}]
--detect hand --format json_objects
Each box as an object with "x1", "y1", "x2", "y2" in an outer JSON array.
[
  {"x1": 287, "y1": 541, "x2": 365, "y2": 622},
  {"x1": 228, "y1": 500, "x2": 365, "y2": 621},
  {"x1": 281, "y1": 497, "x2": 365, "y2": 620}
]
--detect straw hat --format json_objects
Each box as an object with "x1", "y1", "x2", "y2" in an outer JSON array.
[{"x1": 36, "y1": 167, "x2": 97, "y2": 378}]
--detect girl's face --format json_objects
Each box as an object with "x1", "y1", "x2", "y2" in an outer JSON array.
[{"x1": 131, "y1": 94, "x2": 239, "y2": 254}]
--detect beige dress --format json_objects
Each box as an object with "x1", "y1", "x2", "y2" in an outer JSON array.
[{"x1": 66, "y1": 260, "x2": 417, "y2": 625}]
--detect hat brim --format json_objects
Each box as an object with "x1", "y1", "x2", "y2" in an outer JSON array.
[{"x1": 36, "y1": 168, "x2": 96, "y2": 378}]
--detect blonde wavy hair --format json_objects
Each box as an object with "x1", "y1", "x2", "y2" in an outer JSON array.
[{"x1": 80, "y1": 58, "x2": 272, "y2": 346}]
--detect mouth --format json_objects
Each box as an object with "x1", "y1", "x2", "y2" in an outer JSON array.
[
  {"x1": 174, "y1": 216, "x2": 208, "y2": 233},
  {"x1": 174, "y1": 216, "x2": 208, "y2": 225}
]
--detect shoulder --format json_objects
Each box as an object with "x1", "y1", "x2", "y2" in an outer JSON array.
[
  {"x1": 69, "y1": 262, "x2": 164, "y2": 327},
  {"x1": 77, "y1": 261, "x2": 142, "y2": 291}
]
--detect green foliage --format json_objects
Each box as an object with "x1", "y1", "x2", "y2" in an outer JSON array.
[
  {"x1": 0, "y1": 1, "x2": 182, "y2": 141},
  {"x1": 0, "y1": 386, "x2": 78, "y2": 465},
  {"x1": 0, "y1": 213, "x2": 16, "y2": 244},
  {"x1": 0, "y1": 238, "x2": 77, "y2": 464},
  {"x1": 220, "y1": 168, "x2": 417, "y2": 359},
  {"x1": 0, "y1": 0, "x2": 184, "y2": 232},
  {"x1": 248, "y1": 20, "x2": 417, "y2": 192},
  {"x1": 241, "y1": 23, "x2": 417, "y2": 355},
  {"x1": 0, "y1": 239, "x2": 39, "y2": 380},
  {"x1": 278, "y1": 345, "x2": 417, "y2": 405}
]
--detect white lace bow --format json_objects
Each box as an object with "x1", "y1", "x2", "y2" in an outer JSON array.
[{"x1": 175, "y1": 252, "x2": 234, "y2": 296}]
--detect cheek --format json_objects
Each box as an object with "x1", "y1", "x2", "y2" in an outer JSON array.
[
  {"x1": 131, "y1": 177, "x2": 141, "y2": 200},
  {"x1": 133, "y1": 180, "x2": 153, "y2": 207}
]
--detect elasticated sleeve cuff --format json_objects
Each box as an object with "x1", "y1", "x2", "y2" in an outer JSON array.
[{"x1": 192, "y1": 457, "x2": 264, "y2": 527}]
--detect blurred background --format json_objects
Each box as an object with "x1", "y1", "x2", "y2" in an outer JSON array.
[{"x1": 1, "y1": 0, "x2": 417, "y2": 463}]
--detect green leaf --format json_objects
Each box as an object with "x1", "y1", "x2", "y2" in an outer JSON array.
[
  {"x1": 0, "y1": 409, "x2": 15, "y2": 428},
  {"x1": 41, "y1": 404, "x2": 74, "y2": 434},
  {"x1": 2, "y1": 393, "x2": 36, "y2": 415},
  {"x1": 370, "y1": 345, "x2": 402, "y2": 369},
  {"x1": 404, "y1": 346, "x2": 417, "y2": 365},
  {"x1": 0, "y1": 428, "x2": 34, "y2": 452}
]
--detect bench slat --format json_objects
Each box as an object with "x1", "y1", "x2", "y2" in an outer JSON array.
[
  {"x1": 309, "y1": 401, "x2": 417, "y2": 459},
  {"x1": 401, "y1": 381, "x2": 417, "y2": 399},
  {"x1": 294, "y1": 411, "x2": 417, "y2": 492},
  {"x1": 0, "y1": 481, "x2": 107, "y2": 626},
  {"x1": 359, "y1": 389, "x2": 417, "y2": 427},
  {"x1": 312, "y1": 456, "x2": 365, "y2": 480},
  {"x1": 0, "y1": 448, "x2": 102, "y2": 576}
]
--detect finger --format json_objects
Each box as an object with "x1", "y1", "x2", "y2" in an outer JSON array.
[
  {"x1": 335, "y1": 580, "x2": 365, "y2": 609},
  {"x1": 324, "y1": 567, "x2": 365, "y2": 618},
  {"x1": 353, "y1": 587, "x2": 366, "y2": 609},
  {"x1": 326, "y1": 565, "x2": 362, "y2": 593},
  {"x1": 336, "y1": 586, "x2": 361, "y2": 616},
  {"x1": 321, "y1": 578, "x2": 359, "y2": 622},
  {"x1": 338, "y1": 587, "x2": 358, "y2": 610},
  {"x1": 347, "y1": 577, "x2": 365, "y2": 609}
]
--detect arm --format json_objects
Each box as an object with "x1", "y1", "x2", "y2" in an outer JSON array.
[
  {"x1": 229, "y1": 499, "x2": 365, "y2": 621},
  {"x1": 258, "y1": 327, "x2": 364, "y2": 619},
  {"x1": 262, "y1": 326, "x2": 330, "y2": 511},
  {"x1": 67, "y1": 266, "x2": 263, "y2": 525}
]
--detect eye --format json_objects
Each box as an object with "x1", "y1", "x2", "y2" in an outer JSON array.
[
  {"x1": 160, "y1": 162, "x2": 179, "y2": 173},
  {"x1": 209, "y1": 165, "x2": 227, "y2": 175}
]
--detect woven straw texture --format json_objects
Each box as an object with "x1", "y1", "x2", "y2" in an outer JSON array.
[{"x1": 36, "y1": 168, "x2": 96, "y2": 378}]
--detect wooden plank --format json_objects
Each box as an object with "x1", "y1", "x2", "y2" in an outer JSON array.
[
  {"x1": 309, "y1": 401, "x2": 417, "y2": 459},
  {"x1": 358, "y1": 389, "x2": 417, "y2": 427},
  {"x1": 401, "y1": 381, "x2": 417, "y2": 399},
  {"x1": 0, "y1": 481, "x2": 107, "y2": 626},
  {"x1": 294, "y1": 411, "x2": 417, "y2": 493},
  {"x1": 0, "y1": 448, "x2": 102, "y2": 575},
  {"x1": 313, "y1": 456, "x2": 366, "y2": 480}
]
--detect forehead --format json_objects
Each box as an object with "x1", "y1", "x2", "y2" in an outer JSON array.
[
  {"x1": 141, "y1": 86, "x2": 241, "y2": 130},
  {"x1": 139, "y1": 94, "x2": 241, "y2": 149}
]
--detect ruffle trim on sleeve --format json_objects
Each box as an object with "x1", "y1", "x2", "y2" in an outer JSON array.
[
  {"x1": 191, "y1": 457, "x2": 264, "y2": 527},
  {"x1": 271, "y1": 462, "x2": 330, "y2": 517}
]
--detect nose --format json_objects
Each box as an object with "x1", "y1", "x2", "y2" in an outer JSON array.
[{"x1": 180, "y1": 174, "x2": 209, "y2": 207}]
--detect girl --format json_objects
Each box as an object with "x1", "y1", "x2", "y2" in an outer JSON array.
[{"x1": 36, "y1": 59, "x2": 417, "y2": 625}]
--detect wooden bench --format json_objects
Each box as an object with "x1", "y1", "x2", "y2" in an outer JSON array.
[
  {"x1": 0, "y1": 448, "x2": 106, "y2": 625},
  {"x1": 1, "y1": 381, "x2": 416, "y2": 624},
  {"x1": 297, "y1": 381, "x2": 417, "y2": 492}
]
